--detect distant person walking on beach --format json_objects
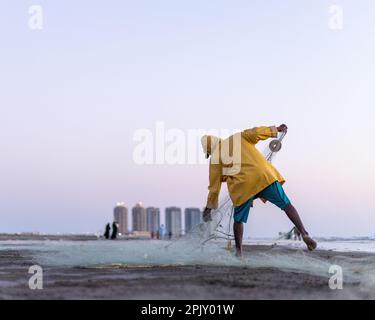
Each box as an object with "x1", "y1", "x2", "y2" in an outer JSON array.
[
  {"x1": 111, "y1": 222, "x2": 118, "y2": 240},
  {"x1": 201, "y1": 124, "x2": 317, "y2": 258},
  {"x1": 104, "y1": 223, "x2": 111, "y2": 239}
]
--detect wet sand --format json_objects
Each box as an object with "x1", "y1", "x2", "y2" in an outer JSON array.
[{"x1": 0, "y1": 242, "x2": 372, "y2": 300}]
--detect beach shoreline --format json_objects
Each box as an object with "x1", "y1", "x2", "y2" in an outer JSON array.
[{"x1": 1, "y1": 239, "x2": 374, "y2": 300}]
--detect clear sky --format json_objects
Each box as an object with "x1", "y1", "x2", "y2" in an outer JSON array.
[{"x1": 1, "y1": 0, "x2": 375, "y2": 237}]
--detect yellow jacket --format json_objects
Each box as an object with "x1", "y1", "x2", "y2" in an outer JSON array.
[{"x1": 204, "y1": 126, "x2": 285, "y2": 209}]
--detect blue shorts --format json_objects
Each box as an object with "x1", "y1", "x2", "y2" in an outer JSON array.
[{"x1": 233, "y1": 181, "x2": 291, "y2": 224}]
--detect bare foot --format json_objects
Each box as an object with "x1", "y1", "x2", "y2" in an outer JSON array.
[{"x1": 303, "y1": 235, "x2": 317, "y2": 251}]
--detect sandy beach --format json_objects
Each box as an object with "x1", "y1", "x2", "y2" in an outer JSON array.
[{"x1": 1, "y1": 236, "x2": 374, "y2": 300}]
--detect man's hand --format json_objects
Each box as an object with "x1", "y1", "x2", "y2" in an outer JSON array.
[
  {"x1": 277, "y1": 124, "x2": 288, "y2": 133},
  {"x1": 203, "y1": 207, "x2": 212, "y2": 222}
]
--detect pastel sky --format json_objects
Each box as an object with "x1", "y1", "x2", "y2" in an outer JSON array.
[{"x1": 1, "y1": 0, "x2": 374, "y2": 237}]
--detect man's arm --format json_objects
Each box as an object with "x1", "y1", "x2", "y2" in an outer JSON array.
[
  {"x1": 203, "y1": 162, "x2": 222, "y2": 222},
  {"x1": 243, "y1": 124, "x2": 287, "y2": 144}
]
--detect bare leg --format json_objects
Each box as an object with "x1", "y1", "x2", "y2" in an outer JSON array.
[
  {"x1": 283, "y1": 204, "x2": 308, "y2": 236},
  {"x1": 283, "y1": 203, "x2": 317, "y2": 251},
  {"x1": 233, "y1": 221, "x2": 243, "y2": 257}
]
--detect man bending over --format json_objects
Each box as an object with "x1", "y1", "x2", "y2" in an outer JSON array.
[{"x1": 201, "y1": 124, "x2": 317, "y2": 257}]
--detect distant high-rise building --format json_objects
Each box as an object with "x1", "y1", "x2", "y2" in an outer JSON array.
[
  {"x1": 165, "y1": 207, "x2": 182, "y2": 238},
  {"x1": 132, "y1": 202, "x2": 147, "y2": 232},
  {"x1": 114, "y1": 203, "x2": 128, "y2": 235},
  {"x1": 185, "y1": 208, "x2": 202, "y2": 233},
  {"x1": 146, "y1": 207, "x2": 160, "y2": 233}
]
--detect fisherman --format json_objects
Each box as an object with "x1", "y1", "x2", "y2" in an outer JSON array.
[{"x1": 201, "y1": 124, "x2": 317, "y2": 257}]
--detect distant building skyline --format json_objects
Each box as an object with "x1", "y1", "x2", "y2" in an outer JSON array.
[
  {"x1": 165, "y1": 207, "x2": 182, "y2": 238},
  {"x1": 185, "y1": 207, "x2": 202, "y2": 233},
  {"x1": 146, "y1": 207, "x2": 160, "y2": 233},
  {"x1": 113, "y1": 203, "x2": 201, "y2": 235},
  {"x1": 132, "y1": 202, "x2": 147, "y2": 232},
  {"x1": 113, "y1": 203, "x2": 128, "y2": 235}
]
